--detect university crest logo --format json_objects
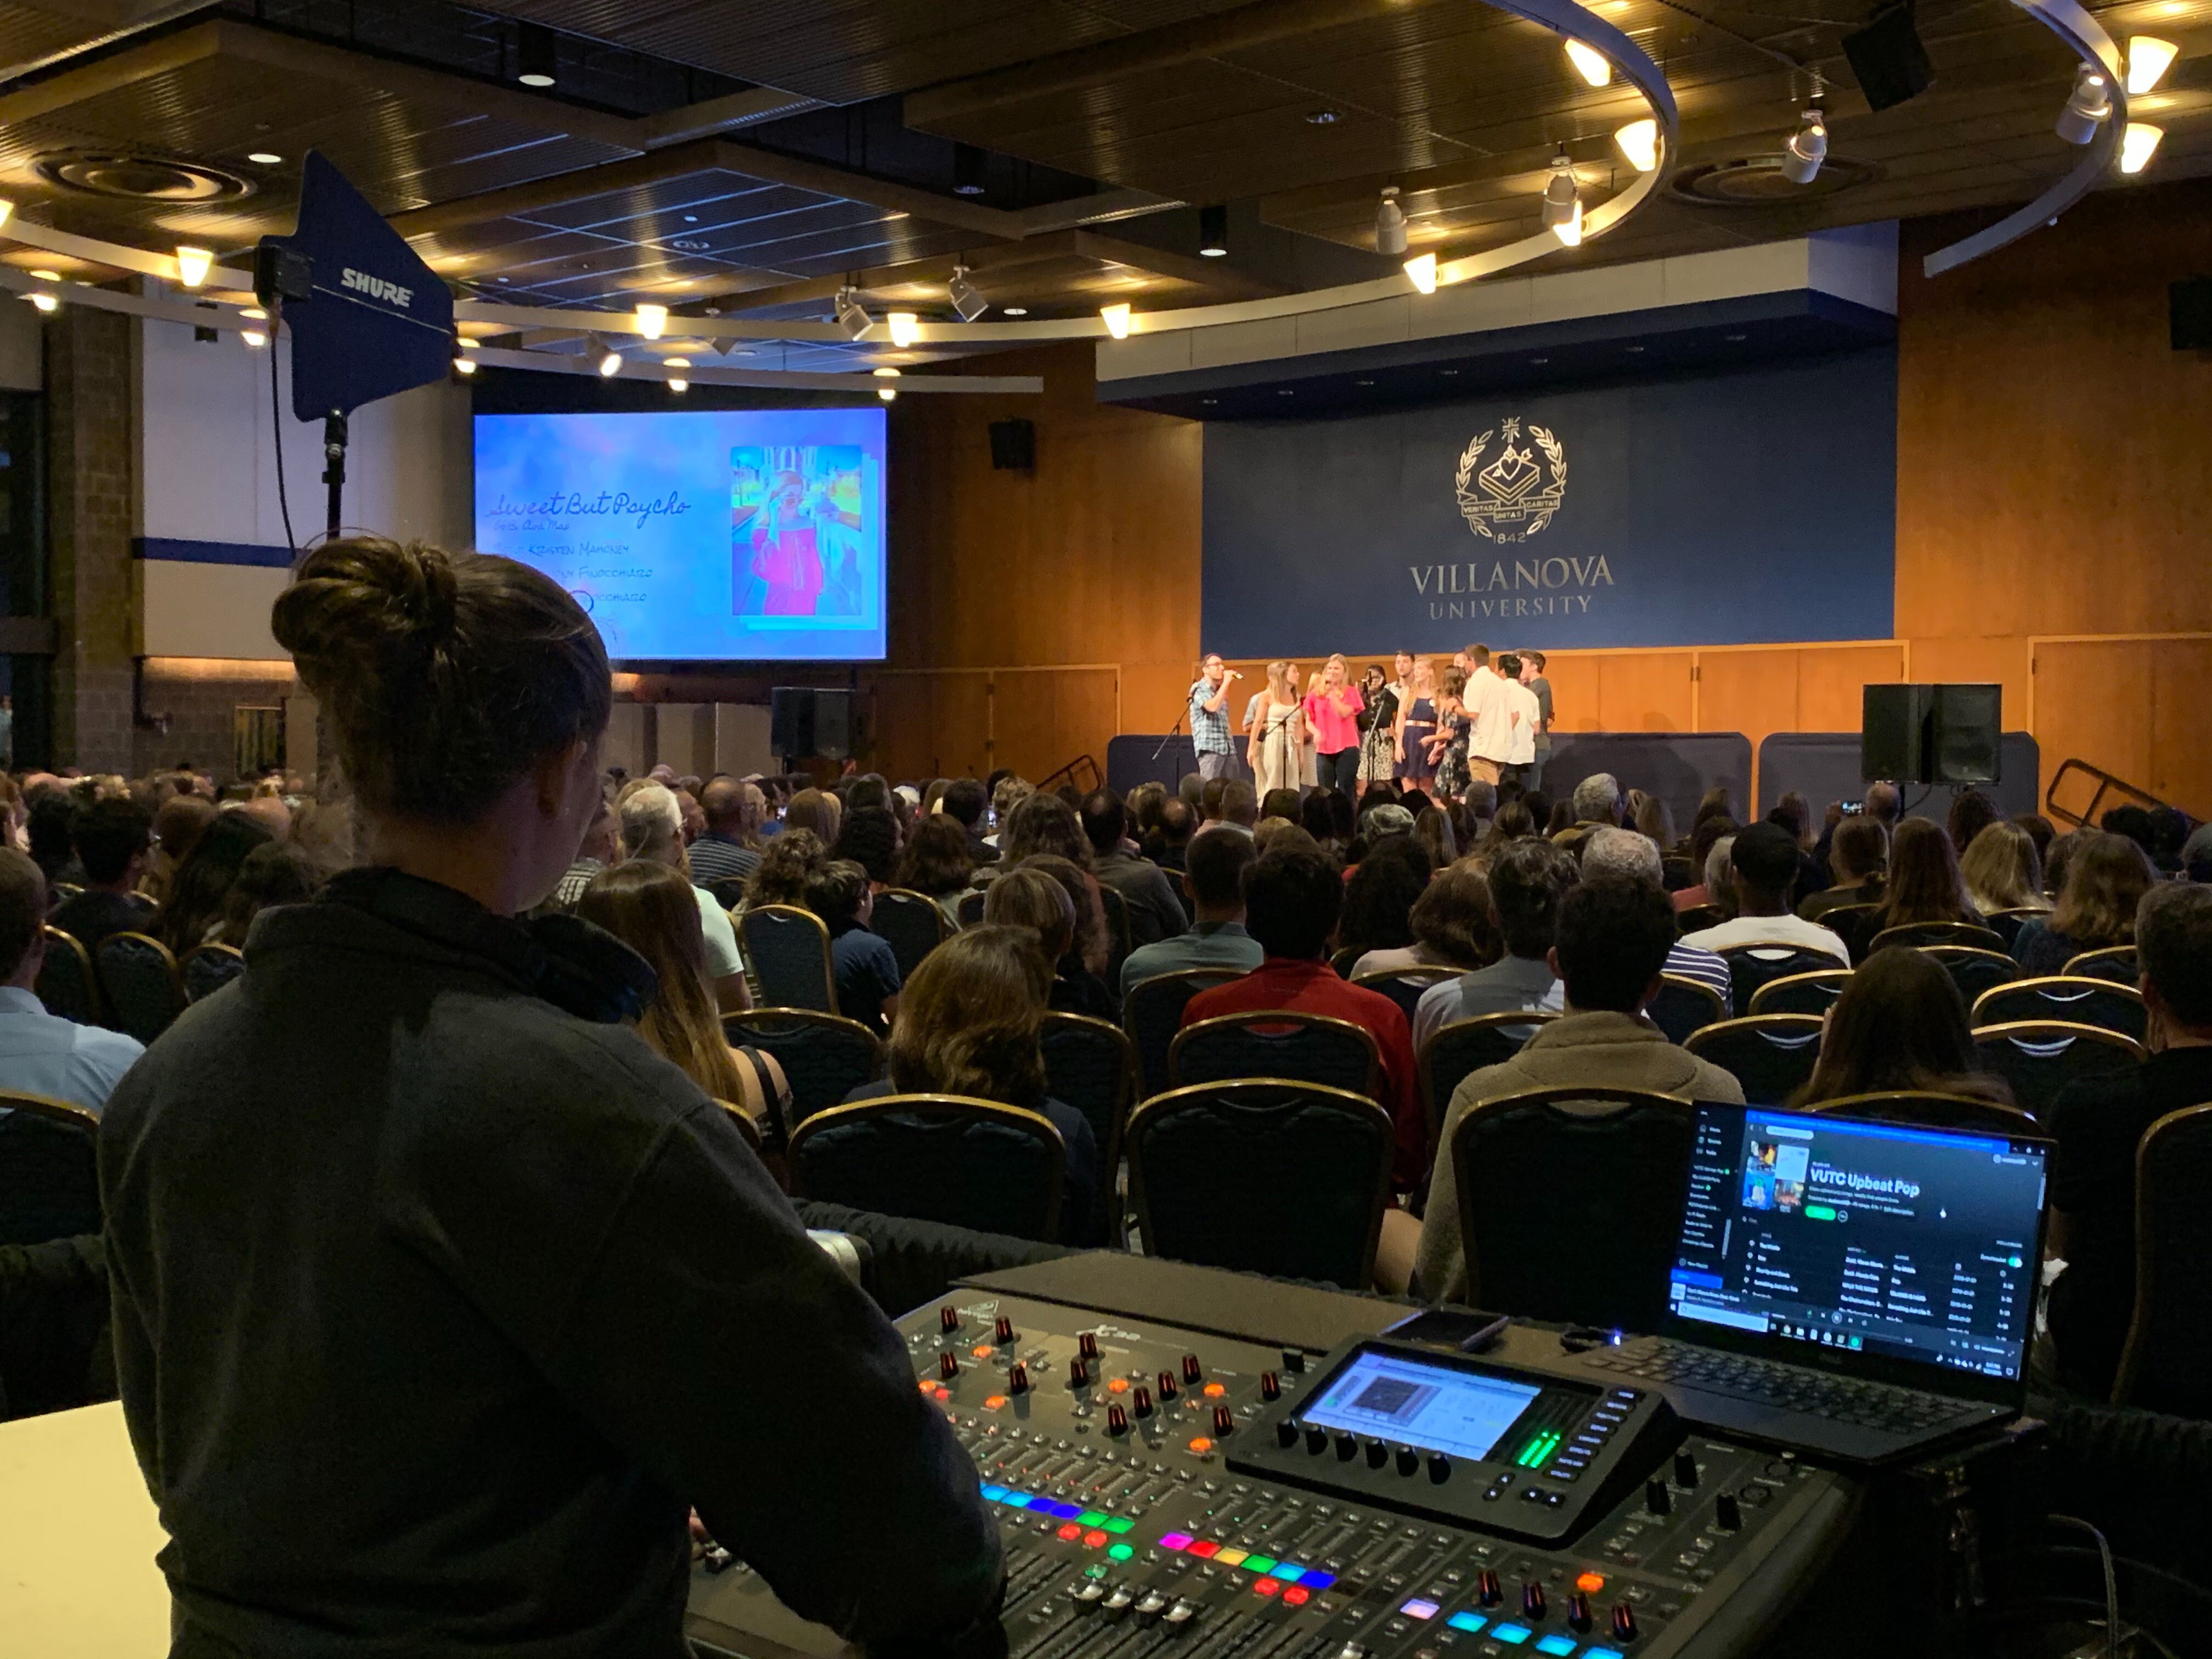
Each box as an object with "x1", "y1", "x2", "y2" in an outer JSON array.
[{"x1": 1453, "y1": 416, "x2": 1567, "y2": 544}]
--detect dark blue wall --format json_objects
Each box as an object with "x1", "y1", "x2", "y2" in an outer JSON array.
[{"x1": 1199, "y1": 348, "x2": 1896, "y2": 659}]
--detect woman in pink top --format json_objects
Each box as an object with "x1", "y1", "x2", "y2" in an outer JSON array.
[{"x1": 1305, "y1": 653, "x2": 1365, "y2": 794}]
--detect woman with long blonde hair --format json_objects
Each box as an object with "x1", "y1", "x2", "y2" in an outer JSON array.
[
  {"x1": 1248, "y1": 659, "x2": 1306, "y2": 797},
  {"x1": 1395, "y1": 657, "x2": 1438, "y2": 789},
  {"x1": 1960, "y1": 819, "x2": 2047, "y2": 916},
  {"x1": 1304, "y1": 652, "x2": 1365, "y2": 794}
]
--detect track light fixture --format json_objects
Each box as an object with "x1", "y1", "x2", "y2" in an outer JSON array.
[
  {"x1": 952, "y1": 143, "x2": 988, "y2": 197},
  {"x1": 1100, "y1": 302, "x2": 1132, "y2": 339},
  {"x1": 1613, "y1": 119, "x2": 1659, "y2": 173},
  {"x1": 948, "y1": 264, "x2": 988, "y2": 321},
  {"x1": 2125, "y1": 36, "x2": 2177, "y2": 96},
  {"x1": 876, "y1": 365, "x2": 900, "y2": 402},
  {"x1": 887, "y1": 311, "x2": 920, "y2": 348},
  {"x1": 26, "y1": 291, "x2": 57, "y2": 313},
  {"x1": 1564, "y1": 39, "x2": 1612, "y2": 87},
  {"x1": 833, "y1": 286, "x2": 873, "y2": 341},
  {"x1": 635, "y1": 303, "x2": 667, "y2": 340},
  {"x1": 1403, "y1": 252, "x2": 1437, "y2": 294},
  {"x1": 242, "y1": 329, "x2": 268, "y2": 348},
  {"x1": 2055, "y1": 65, "x2": 2112, "y2": 145},
  {"x1": 1554, "y1": 200, "x2": 1585, "y2": 248},
  {"x1": 174, "y1": 246, "x2": 213, "y2": 288},
  {"x1": 516, "y1": 21, "x2": 557, "y2": 87},
  {"x1": 1780, "y1": 109, "x2": 1829, "y2": 184},
  {"x1": 1374, "y1": 187, "x2": 1408, "y2": 257},
  {"x1": 595, "y1": 337, "x2": 623, "y2": 376},
  {"x1": 1541, "y1": 155, "x2": 1578, "y2": 232},
  {"x1": 2119, "y1": 121, "x2": 2164, "y2": 174},
  {"x1": 1198, "y1": 204, "x2": 1228, "y2": 257},
  {"x1": 664, "y1": 357, "x2": 689, "y2": 393},
  {"x1": 453, "y1": 356, "x2": 477, "y2": 376}
]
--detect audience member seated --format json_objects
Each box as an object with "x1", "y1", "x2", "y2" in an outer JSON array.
[
  {"x1": 1681, "y1": 823, "x2": 1850, "y2": 965},
  {"x1": 1000, "y1": 791, "x2": 1092, "y2": 872},
  {"x1": 1633, "y1": 794, "x2": 1674, "y2": 857},
  {"x1": 50, "y1": 797, "x2": 157, "y2": 955},
  {"x1": 1081, "y1": 788, "x2": 1185, "y2": 948},
  {"x1": 1355, "y1": 862, "x2": 1496, "y2": 977},
  {"x1": 1182, "y1": 844, "x2": 1423, "y2": 1189},
  {"x1": 1301, "y1": 788, "x2": 1353, "y2": 861},
  {"x1": 894, "y1": 815, "x2": 975, "y2": 926},
  {"x1": 1861, "y1": 818, "x2": 1985, "y2": 946},
  {"x1": 621, "y1": 782, "x2": 749, "y2": 1012},
  {"x1": 744, "y1": 828, "x2": 827, "y2": 911},
  {"x1": 1153, "y1": 798, "x2": 1196, "y2": 875},
  {"x1": 939, "y1": 777, "x2": 991, "y2": 861},
  {"x1": 984, "y1": 776, "x2": 1031, "y2": 848},
  {"x1": 155, "y1": 811, "x2": 275, "y2": 956},
  {"x1": 141, "y1": 793, "x2": 217, "y2": 909},
  {"x1": 2013, "y1": 830, "x2": 2159, "y2": 975},
  {"x1": 803, "y1": 859, "x2": 901, "y2": 1034},
  {"x1": 1414, "y1": 839, "x2": 1576, "y2": 1054},
  {"x1": 1672, "y1": 815, "x2": 1740, "y2": 912},
  {"x1": 1118, "y1": 829, "x2": 1262, "y2": 996},
  {"x1": 2185, "y1": 822, "x2": 2212, "y2": 884},
  {"x1": 1339, "y1": 837, "x2": 1434, "y2": 970},
  {"x1": 1789, "y1": 947, "x2": 2013, "y2": 1108},
  {"x1": 551, "y1": 792, "x2": 619, "y2": 910},
  {"x1": 2015, "y1": 811, "x2": 2058, "y2": 873},
  {"x1": 1577, "y1": 828, "x2": 1730, "y2": 1001},
  {"x1": 1198, "y1": 778, "x2": 1257, "y2": 838},
  {"x1": 1764, "y1": 797, "x2": 1827, "y2": 907},
  {"x1": 1414, "y1": 876, "x2": 1743, "y2": 1301},
  {"x1": 207, "y1": 844, "x2": 322, "y2": 947},
  {"x1": 999, "y1": 857, "x2": 1117, "y2": 1020},
  {"x1": 1961, "y1": 819, "x2": 2049, "y2": 916},
  {"x1": 0, "y1": 847, "x2": 144, "y2": 1111},
  {"x1": 1947, "y1": 789, "x2": 2001, "y2": 861},
  {"x1": 840, "y1": 926, "x2": 1099, "y2": 1245},
  {"x1": 686, "y1": 778, "x2": 765, "y2": 888},
  {"x1": 2046, "y1": 883, "x2": 2212, "y2": 1401},
  {"x1": 27, "y1": 792, "x2": 81, "y2": 887},
  {"x1": 1550, "y1": 774, "x2": 1621, "y2": 857},
  {"x1": 1260, "y1": 787, "x2": 1301, "y2": 824},
  {"x1": 577, "y1": 860, "x2": 790, "y2": 1130},
  {"x1": 1798, "y1": 814, "x2": 1887, "y2": 921},
  {"x1": 833, "y1": 805, "x2": 902, "y2": 892},
  {"x1": 783, "y1": 786, "x2": 842, "y2": 845},
  {"x1": 1412, "y1": 806, "x2": 1457, "y2": 869}
]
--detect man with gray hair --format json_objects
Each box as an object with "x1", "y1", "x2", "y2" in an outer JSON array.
[
  {"x1": 1569, "y1": 827, "x2": 1731, "y2": 1003},
  {"x1": 1571, "y1": 773, "x2": 1622, "y2": 827},
  {"x1": 619, "y1": 781, "x2": 752, "y2": 1012}
]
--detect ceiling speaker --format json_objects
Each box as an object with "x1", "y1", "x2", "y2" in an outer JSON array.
[{"x1": 1841, "y1": 2, "x2": 1934, "y2": 111}]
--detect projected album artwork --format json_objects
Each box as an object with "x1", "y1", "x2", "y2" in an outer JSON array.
[{"x1": 473, "y1": 407, "x2": 886, "y2": 662}]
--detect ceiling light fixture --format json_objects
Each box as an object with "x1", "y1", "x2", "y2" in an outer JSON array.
[
  {"x1": 1100, "y1": 302, "x2": 1133, "y2": 339},
  {"x1": 887, "y1": 311, "x2": 921, "y2": 348},
  {"x1": 1198, "y1": 204, "x2": 1228, "y2": 257},
  {"x1": 1541, "y1": 155, "x2": 1579, "y2": 234},
  {"x1": 1564, "y1": 38, "x2": 1612, "y2": 86},
  {"x1": 948, "y1": 264, "x2": 988, "y2": 321},
  {"x1": 876, "y1": 367, "x2": 901, "y2": 401},
  {"x1": 1403, "y1": 252, "x2": 1437, "y2": 294},
  {"x1": 241, "y1": 306, "x2": 267, "y2": 320},
  {"x1": 1306, "y1": 109, "x2": 1341, "y2": 125},
  {"x1": 664, "y1": 357, "x2": 689, "y2": 393},
  {"x1": 872, "y1": 366, "x2": 901, "y2": 378},
  {"x1": 635, "y1": 303, "x2": 668, "y2": 339},
  {"x1": 597, "y1": 342, "x2": 623, "y2": 377},
  {"x1": 242, "y1": 330, "x2": 267, "y2": 348},
  {"x1": 247, "y1": 151, "x2": 282, "y2": 165},
  {"x1": 1003, "y1": 306, "x2": 1028, "y2": 316},
  {"x1": 833, "y1": 286, "x2": 872, "y2": 341},
  {"x1": 952, "y1": 143, "x2": 988, "y2": 196},
  {"x1": 1613, "y1": 118, "x2": 1659, "y2": 173},
  {"x1": 2055, "y1": 65, "x2": 2112, "y2": 144},
  {"x1": 454, "y1": 356, "x2": 477, "y2": 376},
  {"x1": 516, "y1": 21, "x2": 558, "y2": 87},
  {"x1": 2126, "y1": 36, "x2": 2177, "y2": 95},
  {"x1": 29, "y1": 269, "x2": 59, "y2": 283},
  {"x1": 1780, "y1": 109, "x2": 1829, "y2": 184},
  {"x1": 27, "y1": 292, "x2": 57, "y2": 313},
  {"x1": 2120, "y1": 120, "x2": 2164, "y2": 173},
  {"x1": 1375, "y1": 186, "x2": 1408, "y2": 256},
  {"x1": 1554, "y1": 200, "x2": 1585, "y2": 248},
  {"x1": 0, "y1": 201, "x2": 14, "y2": 228},
  {"x1": 174, "y1": 246, "x2": 213, "y2": 287}
]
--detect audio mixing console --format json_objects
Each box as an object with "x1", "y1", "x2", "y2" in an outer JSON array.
[{"x1": 689, "y1": 1257, "x2": 1860, "y2": 1659}]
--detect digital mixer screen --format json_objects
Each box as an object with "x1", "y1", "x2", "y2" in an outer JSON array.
[{"x1": 1299, "y1": 1348, "x2": 1543, "y2": 1462}]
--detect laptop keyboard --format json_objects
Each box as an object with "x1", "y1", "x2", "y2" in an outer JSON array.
[{"x1": 1580, "y1": 1338, "x2": 1979, "y2": 1432}]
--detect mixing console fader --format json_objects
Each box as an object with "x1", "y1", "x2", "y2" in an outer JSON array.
[{"x1": 689, "y1": 1270, "x2": 1858, "y2": 1659}]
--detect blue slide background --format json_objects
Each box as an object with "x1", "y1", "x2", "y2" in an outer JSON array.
[{"x1": 473, "y1": 407, "x2": 887, "y2": 662}]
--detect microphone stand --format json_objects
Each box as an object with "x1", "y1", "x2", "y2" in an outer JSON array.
[{"x1": 1152, "y1": 709, "x2": 1187, "y2": 763}]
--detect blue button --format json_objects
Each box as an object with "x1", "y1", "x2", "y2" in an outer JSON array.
[
  {"x1": 1585, "y1": 1649, "x2": 1626, "y2": 1659},
  {"x1": 1537, "y1": 1637, "x2": 1578, "y2": 1656},
  {"x1": 1049, "y1": 1502, "x2": 1084, "y2": 1519},
  {"x1": 980, "y1": 1485, "x2": 1007, "y2": 1501},
  {"x1": 1492, "y1": 1624, "x2": 1532, "y2": 1645},
  {"x1": 1269, "y1": 1564, "x2": 1305, "y2": 1583},
  {"x1": 1002, "y1": 1490, "x2": 1032, "y2": 1505},
  {"x1": 1446, "y1": 1612, "x2": 1488, "y2": 1634},
  {"x1": 1300, "y1": 1572, "x2": 1336, "y2": 1592}
]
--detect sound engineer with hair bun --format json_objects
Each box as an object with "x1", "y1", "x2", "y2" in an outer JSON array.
[{"x1": 99, "y1": 537, "x2": 1005, "y2": 1659}]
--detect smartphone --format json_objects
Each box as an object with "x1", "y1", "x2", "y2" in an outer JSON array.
[{"x1": 1839, "y1": 801, "x2": 1865, "y2": 815}]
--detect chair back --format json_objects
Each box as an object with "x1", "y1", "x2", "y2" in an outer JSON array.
[
  {"x1": 723, "y1": 1009, "x2": 883, "y2": 1137},
  {"x1": 1718, "y1": 943, "x2": 1842, "y2": 1017},
  {"x1": 956, "y1": 889, "x2": 986, "y2": 929},
  {"x1": 1805, "y1": 1091, "x2": 2039, "y2": 1136},
  {"x1": 1420, "y1": 1012, "x2": 1557, "y2": 1146},
  {"x1": 0, "y1": 1091, "x2": 101, "y2": 1247},
  {"x1": 1097, "y1": 886, "x2": 1133, "y2": 978},
  {"x1": 1127, "y1": 1081, "x2": 1392, "y2": 1290},
  {"x1": 1353, "y1": 968, "x2": 1458, "y2": 1026},
  {"x1": 1675, "y1": 904, "x2": 1726, "y2": 935},
  {"x1": 1871, "y1": 921, "x2": 2010, "y2": 955},
  {"x1": 1981, "y1": 909, "x2": 2037, "y2": 949},
  {"x1": 1169, "y1": 1012, "x2": 1380, "y2": 1099},
  {"x1": 1922, "y1": 945, "x2": 2021, "y2": 1005},
  {"x1": 1973, "y1": 1021, "x2": 2144, "y2": 1116},
  {"x1": 2115, "y1": 1105, "x2": 2212, "y2": 1418},
  {"x1": 1122, "y1": 968, "x2": 1244, "y2": 1100},
  {"x1": 33, "y1": 926, "x2": 99, "y2": 1024},
  {"x1": 789, "y1": 1095, "x2": 1066, "y2": 1243},
  {"x1": 1684, "y1": 1015, "x2": 1825, "y2": 1106},
  {"x1": 2062, "y1": 945, "x2": 2138, "y2": 984},
  {"x1": 1972, "y1": 977, "x2": 2146, "y2": 1042},
  {"x1": 1039, "y1": 1012, "x2": 1138, "y2": 1238},
  {"x1": 715, "y1": 1099, "x2": 765, "y2": 1155},
  {"x1": 95, "y1": 931, "x2": 185, "y2": 1044},
  {"x1": 1451, "y1": 1086, "x2": 1696, "y2": 1329},
  {"x1": 736, "y1": 904, "x2": 838, "y2": 1014},
  {"x1": 704, "y1": 877, "x2": 750, "y2": 912},
  {"x1": 1328, "y1": 946, "x2": 1363, "y2": 978},
  {"x1": 871, "y1": 889, "x2": 950, "y2": 983},
  {"x1": 1747, "y1": 969, "x2": 1852, "y2": 1017},
  {"x1": 1645, "y1": 975, "x2": 1728, "y2": 1044},
  {"x1": 180, "y1": 943, "x2": 247, "y2": 1002}
]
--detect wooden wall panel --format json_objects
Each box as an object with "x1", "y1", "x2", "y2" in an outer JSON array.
[
  {"x1": 1908, "y1": 637, "x2": 2033, "y2": 730},
  {"x1": 2148, "y1": 641, "x2": 2212, "y2": 815},
  {"x1": 1796, "y1": 646, "x2": 1906, "y2": 733},
  {"x1": 1594, "y1": 653, "x2": 1694, "y2": 732},
  {"x1": 991, "y1": 668, "x2": 1119, "y2": 785},
  {"x1": 2032, "y1": 642, "x2": 2154, "y2": 821},
  {"x1": 1696, "y1": 651, "x2": 1800, "y2": 755}
]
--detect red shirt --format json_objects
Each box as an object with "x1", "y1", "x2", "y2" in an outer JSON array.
[{"x1": 1181, "y1": 958, "x2": 1423, "y2": 1190}]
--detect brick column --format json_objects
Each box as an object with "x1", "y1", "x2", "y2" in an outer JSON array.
[{"x1": 47, "y1": 305, "x2": 136, "y2": 773}]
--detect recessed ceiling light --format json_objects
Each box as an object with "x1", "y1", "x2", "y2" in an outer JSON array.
[
  {"x1": 1203, "y1": 398, "x2": 1218, "y2": 405},
  {"x1": 1003, "y1": 306, "x2": 1028, "y2": 316},
  {"x1": 1276, "y1": 388, "x2": 1294, "y2": 395},
  {"x1": 1306, "y1": 109, "x2": 1341, "y2": 125},
  {"x1": 683, "y1": 215, "x2": 698, "y2": 223},
  {"x1": 1724, "y1": 332, "x2": 1746, "y2": 342},
  {"x1": 1356, "y1": 379, "x2": 1375, "y2": 386},
  {"x1": 1530, "y1": 356, "x2": 1550, "y2": 365},
  {"x1": 246, "y1": 151, "x2": 282, "y2": 166},
  {"x1": 516, "y1": 20, "x2": 558, "y2": 86},
  {"x1": 29, "y1": 269, "x2": 59, "y2": 282},
  {"x1": 1624, "y1": 344, "x2": 1645, "y2": 353},
  {"x1": 495, "y1": 276, "x2": 511, "y2": 283},
  {"x1": 1439, "y1": 368, "x2": 1459, "y2": 376}
]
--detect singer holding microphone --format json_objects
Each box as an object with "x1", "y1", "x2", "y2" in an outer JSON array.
[{"x1": 1189, "y1": 653, "x2": 1241, "y2": 781}]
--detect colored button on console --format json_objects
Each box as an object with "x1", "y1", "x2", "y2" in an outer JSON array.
[{"x1": 1446, "y1": 1613, "x2": 1487, "y2": 1635}]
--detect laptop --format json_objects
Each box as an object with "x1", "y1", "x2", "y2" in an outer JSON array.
[{"x1": 1576, "y1": 1102, "x2": 2052, "y2": 1465}]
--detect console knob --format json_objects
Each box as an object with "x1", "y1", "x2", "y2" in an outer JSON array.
[
  {"x1": 939, "y1": 1305, "x2": 960, "y2": 1333},
  {"x1": 1305, "y1": 1423, "x2": 1329, "y2": 1454},
  {"x1": 1673, "y1": 1449, "x2": 1700, "y2": 1488},
  {"x1": 1008, "y1": 1362, "x2": 1030, "y2": 1395},
  {"x1": 1395, "y1": 1444, "x2": 1420, "y2": 1477},
  {"x1": 1334, "y1": 1430, "x2": 1359, "y2": 1462},
  {"x1": 939, "y1": 1350, "x2": 959, "y2": 1379},
  {"x1": 995, "y1": 1315, "x2": 1015, "y2": 1344},
  {"x1": 1277, "y1": 1418, "x2": 1301, "y2": 1449},
  {"x1": 1282, "y1": 1348, "x2": 1306, "y2": 1373},
  {"x1": 1715, "y1": 1492, "x2": 1742, "y2": 1532},
  {"x1": 1070, "y1": 1357, "x2": 1090, "y2": 1387},
  {"x1": 1260, "y1": 1371, "x2": 1281, "y2": 1402},
  {"x1": 1212, "y1": 1404, "x2": 1235, "y2": 1438},
  {"x1": 1521, "y1": 1582, "x2": 1547, "y2": 1622},
  {"x1": 1158, "y1": 1370, "x2": 1179, "y2": 1401},
  {"x1": 1079, "y1": 1332, "x2": 1100, "y2": 1361},
  {"x1": 1427, "y1": 1452, "x2": 1452, "y2": 1483},
  {"x1": 1134, "y1": 1386, "x2": 1154, "y2": 1419},
  {"x1": 1364, "y1": 1438, "x2": 1389, "y2": 1469},
  {"x1": 1476, "y1": 1570, "x2": 1502, "y2": 1607},
  {"x1": 1567, "y1": 1593, "x2": 1593, "y2": 1634},
  {"x1": 1183, "y1": 1354, "x2": 1204, "y2": 1384},
  {"x1": 1645, "y1": 1477, "x2": 1672, "y2": 1516},
  {"x1": 1109, "y1": 1404, "x2": 1130, "y2": 1436},
  {"x1": 1610, "y1": 1602, "x2": 1640, "y2": 1643}
]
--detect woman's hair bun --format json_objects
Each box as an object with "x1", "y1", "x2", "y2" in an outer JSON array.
[{"x1": 272, "y1": 537, "x2": 461, "y2": 673}]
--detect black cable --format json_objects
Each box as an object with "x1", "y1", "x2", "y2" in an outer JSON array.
[
  {"x1": 2046, "y1": 1516, "x2": 2119, "y2": 1659},
  {"x1": 270, "y1": 314, "x2": 296, "y2": 553}
]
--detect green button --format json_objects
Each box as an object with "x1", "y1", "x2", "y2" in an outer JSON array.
[
  {"x1": 1108, "y1": 1543, "x2": 1136, "y2": 1562},
  {"x1": 1104, "y1": 1517, "x2": 1135, "y2": 1534},
  {"x1": 1077, "y1": 1511, "x2": 1109, "y2": 1527},
  {"x1": 1805, "y1": 1204, "x2": 1837, "y2": 1221},
  {"x1": 1086, "y1": 1565, "x2": 1110, "y2": 1580},
  {"x1": 1243, "y1": 1555, "x2": 1278, "y2": 1574}
]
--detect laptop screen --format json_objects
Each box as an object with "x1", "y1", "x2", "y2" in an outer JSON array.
[{"x1": 1668, "y1": 1104, "x2": 2049, "y2": 1385}]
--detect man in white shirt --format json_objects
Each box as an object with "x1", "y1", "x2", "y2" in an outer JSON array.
[
  {"x1": 1681, "y1": 822, "x2": 1852, "y2": 966},
  {"x1": 0, "y1": 847, "x2": 144, "y2": 1114},
  {"x1": 1496, "y1": 652, "x2": 1542, "y2": 793},
  {"x1": 1460, "y1": 644, "x2": 1514, "y2": 787}
]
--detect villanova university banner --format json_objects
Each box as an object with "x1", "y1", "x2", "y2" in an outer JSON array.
[{"x1": 1199, "y1": 349, "x2": 1897, "y2": 658}]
